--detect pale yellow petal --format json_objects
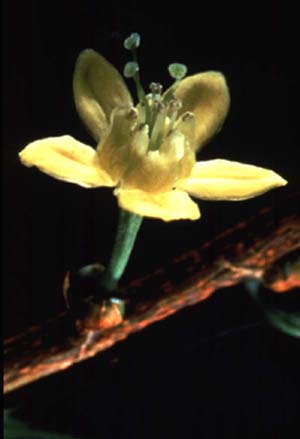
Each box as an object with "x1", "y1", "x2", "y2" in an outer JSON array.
[
  {"x1": 73, "y1": 49, "x2": 133, "y2": 142},
  {"x1": 165, "y1": 72, "x2": 230, "y2": 151},
  {"x1": 115, "y1": 188, "x2": 200, "y2": 221},
  {"x1": 19, "y1": 135, "x2": 116, "y2": 188},
  {"x1": 177, "y1": 159, "x2": 287, "y2": 201}
]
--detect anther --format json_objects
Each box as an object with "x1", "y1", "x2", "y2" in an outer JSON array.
[
  {"x1": 152, "y1": 100, "x2": 165, "y2": 112},
  {"x1": 182, "y1": 111, "x2": 194, "y2": 121},
  {"x1": 168, "y1": 98, "x2": 182, "y2": 112},
  {"x1": 138, "y1": 123, "x2": 149, "y2": 132},
  {"x1": 128, "y1": 107, "x2": 138, "y2": 119},
  {"x1": 149, "y1": 82, "x2": 163, "y2": 95}
]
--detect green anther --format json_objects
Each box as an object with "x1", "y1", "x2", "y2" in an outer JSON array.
[
  {"x1": 168, "y1": 63, "x2": 188, "y2": 80},
  {"x1": 124, "y1": 32, "x2": 141, "y2": 50},
  {"x1": 123, "y1": 61, "x2": 139, "y2": 78}
]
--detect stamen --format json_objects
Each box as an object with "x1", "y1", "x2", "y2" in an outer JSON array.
[
  {"x1": 182, "y1": 111, "x2": 194, "y2": 121},
  {"x1": 148, "y1": 100, "x2": 163, "y2": 133},
  {"x1": 149, "y1": 103, "x2": 167, "y2": 150},
  {"x1": 174, "y1": 112, "x2": 195, "y2": 147},
  {"x1": 128, "y1": 107, "x2": 138, "y2": 119},
  {"x1": 137, "y1": 122, "x2": 148, "y2": 131},
  {"x1": 168, "y1": 98, "x2": 182, "y2": 113},
  {"x1": 149, "y1": 82, "x2": 163, "y2": 96},
  {"x1": 152, "y1": 100, "x2": 164, "y2": 112}
]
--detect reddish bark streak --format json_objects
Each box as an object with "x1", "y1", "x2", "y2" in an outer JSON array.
[{"x1": 4, "y1": 210, "x2": 300, "y2": 394}]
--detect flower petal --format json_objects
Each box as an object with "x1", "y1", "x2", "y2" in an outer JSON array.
[
  {"x1": 19, "y1": 135, "x2": 116, "y2": 188},
  {"x1": 73, "y1": 49, "x2": 133, "y2": 142},
  {"x1": 177, "y1": 159, "x2": 287, "y2": 201},
  {"x1": 115, "y1": 188, "x2": 200, "y2": 221},
  {"x1": 167, "y1": 72, "x2": 230, "y2": 151}
]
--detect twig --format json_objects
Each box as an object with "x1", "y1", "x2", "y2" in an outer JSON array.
[{"x1": 4, "y1": 204, "x2": 300, "y2": 394}]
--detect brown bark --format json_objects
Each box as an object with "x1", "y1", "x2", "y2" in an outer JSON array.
[{"x1": 4, "y1": 205, "x2": 300, "y2": 394}]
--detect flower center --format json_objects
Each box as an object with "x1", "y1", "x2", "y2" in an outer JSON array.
[
  {"x1": 143, "y1": 87, "x2": 183, "y2": 151},
  {"x1": 123, "y1": 33, "x2": 189, "y2": 152}
]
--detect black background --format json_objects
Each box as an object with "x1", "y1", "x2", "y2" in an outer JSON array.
[{"x1": 2, "y1": 1, "x2": 300, "y2": 438}]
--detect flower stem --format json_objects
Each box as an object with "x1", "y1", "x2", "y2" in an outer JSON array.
[{"x1": 99, "y1": 208, "x2": 143, "y2": 293}]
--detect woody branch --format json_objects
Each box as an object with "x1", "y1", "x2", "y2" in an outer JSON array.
[{"x1": 4, "y1": 203, "x2": 300, "y2": 394}]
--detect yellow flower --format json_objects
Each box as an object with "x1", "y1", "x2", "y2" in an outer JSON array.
[{"x1": 19, "y1": 49, "x2": 287, "y2": 221}]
